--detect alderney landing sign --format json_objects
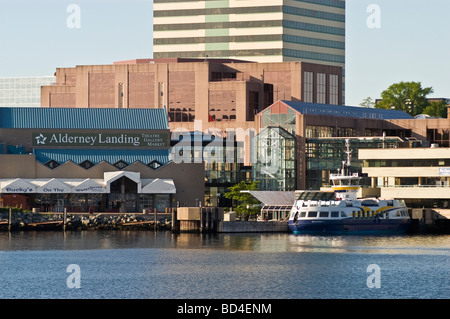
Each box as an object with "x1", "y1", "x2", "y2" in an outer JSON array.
[{"x1": 32, "y1": 132, "x2": 169, "y2": 148}]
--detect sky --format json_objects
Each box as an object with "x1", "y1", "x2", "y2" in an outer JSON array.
[{"x1": 0, "y1": 0, "x2": 449, "y2": 107}]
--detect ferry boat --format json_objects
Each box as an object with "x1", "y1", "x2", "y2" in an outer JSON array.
[{"x1": 288, "y1": 140, "x2": 412, "y2": 234}]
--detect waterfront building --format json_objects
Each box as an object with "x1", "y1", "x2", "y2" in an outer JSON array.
[
  {"x1": 0, "y1": 76, "x2": 55, "y2": 107},
  {"x1": 253, "y1": 100, "x2": 414, "y2": 191},
  {"x1": 0, "y1": 107, "x2": 204, "y2": 212},
  {"x1": 153, "y1": 0, "x2": 346, "y2": 103},
  {"x1": 41, "y1": 58, "x2": 343, "y2": 126},
  {"x1": 360, "y1": 147, "x2": 450, "y2": 215}
]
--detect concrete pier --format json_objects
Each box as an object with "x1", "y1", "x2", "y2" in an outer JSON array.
[{"x1": 175, "y1": 207, "x2": 224, "y2": 233}]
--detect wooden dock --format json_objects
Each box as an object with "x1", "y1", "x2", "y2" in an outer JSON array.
[
  {"x1": 121, "y1": 221, "x2": 155, "y2": 226},
  {"x1": 27, "y1": 221, "x2": 63, "y2": 227}
]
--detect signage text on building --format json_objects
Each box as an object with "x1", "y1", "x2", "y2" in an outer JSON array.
[{"x1": 33, "y1": 132, "x2": 168, "y2": 148}]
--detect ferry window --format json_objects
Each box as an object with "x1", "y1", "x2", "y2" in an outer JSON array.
[
  {"x1": 319, "y1": 211, "x2": 329, "y2": 218},
  {"x1": 307, "y1": 211, "x2": 317, "y2": 218},
  {"x1": 300, "y1": 212, "x2": 306, "y2": 218},
  {"x1": 331, "y1": 211, "x2": 339, "y2": 217},
  {"x1": 340, "y1": 212, "x2": 347, "y2": 217}
]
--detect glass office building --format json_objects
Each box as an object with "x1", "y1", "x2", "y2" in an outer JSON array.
[{"x1": 0, "y1": 76, "x2": 55, "y2": 107}]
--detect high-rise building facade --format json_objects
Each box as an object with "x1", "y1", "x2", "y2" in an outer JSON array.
[
  {"x1": 153, "y1": 0, "x2": 345, "y2": 67},
  {"x1": 0, "y1": 76, "x2": 56, "y2": 107}
]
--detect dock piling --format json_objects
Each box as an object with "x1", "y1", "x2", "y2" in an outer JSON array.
[
  {"x1": 8, "y1": 207, "x2": 12, "y2": 232},
  {"x1": 63, "y1": 208, "x2": 67, "y2": 231}
]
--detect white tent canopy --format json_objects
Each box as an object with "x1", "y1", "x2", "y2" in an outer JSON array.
[
  {"x1": 1, "y1": 178, "x2": 36, "y2": 193},
  {"x1": 71, "y1": 178, "x2": 107, "y2": 193},
  {"x1": 34, "y1": 178, "x2": 73, "y2": 194},
  {"x1": 141, "y1": 179, "x2": 176, "y2": 194},
  {"x1": 0, "y1": 172, "x2": 175, "y2": 194}
]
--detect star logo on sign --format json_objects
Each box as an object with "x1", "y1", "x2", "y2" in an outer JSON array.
[{"x1": 35, "y1": 134, "x2": 47, "y2": 145}]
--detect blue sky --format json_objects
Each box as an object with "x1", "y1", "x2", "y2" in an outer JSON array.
[{"x1": 0, "y1": 0, "x2": 449, "y2": 106}]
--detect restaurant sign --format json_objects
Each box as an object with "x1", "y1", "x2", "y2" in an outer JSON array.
[{"x1": 32, "y1": 132, "x2": 168, "y2": 148}]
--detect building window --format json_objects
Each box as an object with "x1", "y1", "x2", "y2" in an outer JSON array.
[
  {"x1": 149, "y1": 160, "x2": 162, "y2": 170},
  {"x1": 208, "y1": 90, "x2": 236, "y2": 122},
  {"x1": 316, "y1": 73, "x2": 326, "y2": 104},
  {"x1": 114, "y1": 160, "x2": 128, "y2": 169},
  {"x1": 45, "y1": 160, "x2": 60, "y2": 169},
  {"x1": 168, "y1": 71, "x2": 195, "y2": 122},
  {"x1": 140, "y1": 194, "x2": 154, "y2": 210},
  {"x1": 248, "y1": 91, "x2": 259, "y2": 121},
  {"x1": 80, "y1": 160, "x2": 94, "y2": 169},
  {"x1": 168, "y1": 108, "x2": 194, "y2": 122},
  {"x1": 303, "y1": 72, "x2": 313, "y2": 103},
  {"x1": 329, "y1": 74, "x2": 339, "y2": 105}
]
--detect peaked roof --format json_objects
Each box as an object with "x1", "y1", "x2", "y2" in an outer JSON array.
[
  {"x1": 0, "y1": 107, "x2": 169, "y2": 130},
  {"x1": 245, "y1": 191, "x2": 296, "y2": 206}
]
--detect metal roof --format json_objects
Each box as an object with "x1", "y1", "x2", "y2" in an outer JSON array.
[
  {"x1": 281, "y1": 100, "x2": 413, "y2": 120},
  {"x1": 33, "y1": 149, "x2": 170, "y2": 165},
  {"x1": 245, "y1": 191, "x2": 296, "y2": 206},
  {"x1": 0, "y1": 107, "x2": 169, "y2": 130}
]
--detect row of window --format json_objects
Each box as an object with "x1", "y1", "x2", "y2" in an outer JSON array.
[
  {"x1": 155, "y1": 19, "x2": 344, "y2": 37},
  {"x1": 283, "y1": 6, "x2": 345, "y2": 22},
  {"x1": 45, "y1": 159, "x2": 163, "y2": 170},
  {"x1": 295, "y1": 210, "x2": 347, "y2": 218},
  {"x1": 154, "y1": 0, "x2": 345, "y2": 8},
  {"x1": 295, "y1": 210, "x2": 409, "y2": 218},
  {"x1": 284, "y1": 48, "x2": 345, "y2": 63},
  {"x1": 364, "y1": 159, "x2": 450, "y2": 168},
  {"x1": 155, "y1": 49, "x2": 282, "y2": 59},
  {"x1": 154, "y1": 33, "x2": 344, "y2": 51},
  {"x1": 293, "y1": 0, "x2": 345, "y2": 9},
  {"x1": 154, "y1": 5, "x2": 344, "y2": 23},
  {"x1": 155, "y1": 5, "x2": 283, "y2": 17}
]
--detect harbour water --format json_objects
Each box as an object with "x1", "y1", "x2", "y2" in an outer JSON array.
[{"x1": 0, "y1": 231, "x2": 449, "y2": 299}]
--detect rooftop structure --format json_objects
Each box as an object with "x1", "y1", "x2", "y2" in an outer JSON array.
[{"x1": 0, "y1": 76, "x2": 55, "y2": 107}]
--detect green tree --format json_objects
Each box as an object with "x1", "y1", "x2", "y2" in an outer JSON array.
[
  {"x1": 224, "y1": 181, "x2": 261, "y2": 220},
  {"x1": 422, "y1": 100, "x2": 448, "y2": 118},
  {"x1": 360, "y1": 97, "x2": 375, "y2": 108},
  {"x1": 375, "y1": 81, "x2": 433, "y2": 116}
]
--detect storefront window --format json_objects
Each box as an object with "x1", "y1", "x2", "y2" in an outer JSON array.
[
  {"x1": 140, "y1": 194, "x2": 154, "y2": 210},
  {"x1": 155, "y1": 194, "x2": 170, "y2": 213}
]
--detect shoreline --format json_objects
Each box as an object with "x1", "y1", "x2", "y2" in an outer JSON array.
[
  {"x1": 0, "y1": 211, "x2": 172, "y2": 231},
  {"x1": 1, "y1": 210, "x2": 450, "y2": 234}
]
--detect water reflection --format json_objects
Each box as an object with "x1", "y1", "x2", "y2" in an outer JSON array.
[
  {"x1": 287, "y1": 234, "x2": 450, "y2": 255},
  {"x1": 0, "y1": 231, "x2": 449, "y2": 256}
]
